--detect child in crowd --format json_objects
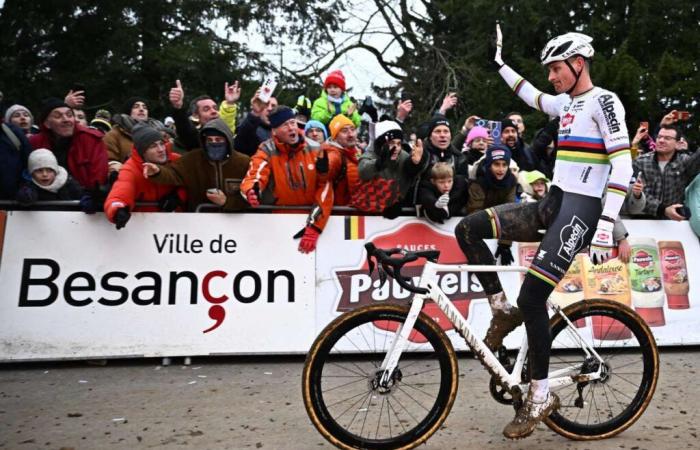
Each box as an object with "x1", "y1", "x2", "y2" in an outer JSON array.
[
  {"x1": 418, "y1": 162, "x2": 468, "y2": 223},
  {"x1": 311, "y1": 70, "x2": 362, "y2": 128},
  {"x1": 462, "y1": 126, "x2": 489, "y2": 165},
  {"x1": 519, "y1": 170, "x2": 550, "y2": 202},
  {"x1": 16, "y1": 148, "x2": 83, "y2": 204},
  {"x1": 304, "y1": 120, "x2": 328, "y2": 144}
]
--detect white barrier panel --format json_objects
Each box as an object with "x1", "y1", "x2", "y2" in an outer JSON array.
[
  {"x1": 1, "y1": 211, "x2": 699, "y2": 361},
  {"x1": 0, "y1": 211, "x2": 315, "y2": 360}
]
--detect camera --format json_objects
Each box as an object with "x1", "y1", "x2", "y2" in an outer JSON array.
[{"x1": 675, "y1": 205, "x2": 692, "y2": 219}]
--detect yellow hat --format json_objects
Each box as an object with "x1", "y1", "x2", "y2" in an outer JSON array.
[{"x1": 329, "y1": 114, "x2": 355, "y2": 140}]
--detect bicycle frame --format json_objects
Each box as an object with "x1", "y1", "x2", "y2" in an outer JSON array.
[{"x1": 378, "y1": 260, "x2": 606, "y2": 394}]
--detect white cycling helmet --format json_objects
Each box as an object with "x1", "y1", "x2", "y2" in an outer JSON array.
[{"x1": 540, "y1": 32, "x2": 594, "y2": 66}]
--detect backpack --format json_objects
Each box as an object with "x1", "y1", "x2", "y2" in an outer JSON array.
[{"x1": 1, "y1": 123, "x2": 22, "y2": 152}]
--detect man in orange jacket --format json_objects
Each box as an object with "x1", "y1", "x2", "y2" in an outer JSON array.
[
  {"x1": 321, "y1": 114, "x2": 361, "y2": 206},
  {"x1": 241, "y1": 106, "x2": 331, "y2": 253}
]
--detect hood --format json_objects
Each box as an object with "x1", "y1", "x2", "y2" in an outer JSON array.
[{"x1": 199, "y1": 118, "x2": 235, "y2": 153}]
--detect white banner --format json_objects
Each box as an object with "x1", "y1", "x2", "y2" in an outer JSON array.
[{"x1": 0, "y1": 211, "x2": 699, "y2": 361}]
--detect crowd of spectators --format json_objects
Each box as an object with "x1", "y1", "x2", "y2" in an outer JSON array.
[{"x1": 1, "y1": 69, "x2": 698, "y2": 254}]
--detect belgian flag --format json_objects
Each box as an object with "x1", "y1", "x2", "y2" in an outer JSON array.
[{"x1": 344, "y1": 216, "x2": 365, "y2": 240}]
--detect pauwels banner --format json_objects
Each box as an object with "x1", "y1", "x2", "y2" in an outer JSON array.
[{"x1": 0, "y1": 211, "x2": 315, "y2": 360}]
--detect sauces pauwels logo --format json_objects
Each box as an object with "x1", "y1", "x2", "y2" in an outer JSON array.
[
  {"x1": 332, "y1": 222, "x2": 486, "y2": 342},
  {"x1": 632, "y1": 250, "x2": 653, "y2": 268}
]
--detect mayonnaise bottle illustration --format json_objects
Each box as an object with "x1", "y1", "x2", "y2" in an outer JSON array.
[
  {"x1": 582, "y1": 255, "x2": 632, "y2": 340},
  {"x1": 550, "y1": 253, "x2": 586, "y2": 327},
  {"x1": 627, "y1": 237, "x2": 665, "y2": 327},
  {"x1": 518, "y1": 242, "x2": 539, "y2": 282},
  {"x1": 658, "y1": 241, "x2": 690, "y2": 309}
]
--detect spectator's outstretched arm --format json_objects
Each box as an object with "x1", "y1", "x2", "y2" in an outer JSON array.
[
  {"x1": 219, "y1": 81, "x2": 241, "y2": 133},
  {"x1": 240, "y1": 147, "x2": 272, "y2": 202},
  {"x1": 168, "y1": 80, "x2": 199, "y2": 150},
  {"x1": 403, "y1": 140, "x2": 429, "y2": 179},
  {"x1": 104, "y1": 168, "x2": 138, "y2": 223}
]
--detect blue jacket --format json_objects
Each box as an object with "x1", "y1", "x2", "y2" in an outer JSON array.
[{"x1": 0, "y1": 122, "x2": 32, "y2": 199}]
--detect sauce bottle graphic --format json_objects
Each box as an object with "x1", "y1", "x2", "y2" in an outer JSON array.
[
  {"x1": 582, "y1": 255, "x2": 633, "y2": 340},
  {"x1": 658, "y1": 241, "x2": 690, "y2": 309},
  {"x1": 550, "y1": 254, "x2": 586, "y2": 327},
  {"x1": 627, "y1": 237, "x2": 665, "y2": 327}
]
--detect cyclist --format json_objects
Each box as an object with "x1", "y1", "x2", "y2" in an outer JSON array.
[{"x1": 455, "y1": 24, "x2": 633, "y2": 438}]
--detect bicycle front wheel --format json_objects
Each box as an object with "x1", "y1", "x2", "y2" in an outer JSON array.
[
  {"x1": 545, "y1": 299, "x2": 659, "y2": 440},
  {"x1": 302, "y1": 304, "x2": 459, "y2": 450}
]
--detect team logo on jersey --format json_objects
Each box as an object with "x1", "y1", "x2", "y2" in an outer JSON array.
[
  {"x1": 558, "y1": 216, "x2": 589, "y2": 262},
  {"x1": 561, "y1": 113, "x2": 575, "y2": 127},
  {"x1": 598, "y1": 94, "x2": 621, "y2": 133}
]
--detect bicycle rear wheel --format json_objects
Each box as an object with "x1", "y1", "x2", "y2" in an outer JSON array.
[
  {"x1": 544, "y1": 299, "x2": 659, "y2": 440},
  {"x1": 302, "y1": 304, "x2": 458, "y2": 450}
]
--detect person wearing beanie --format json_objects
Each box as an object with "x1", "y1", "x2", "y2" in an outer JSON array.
[
  {"x1": 4, "y1": 104, "x2": 35, "y2": 135},
  {"x1": 143, "y1": 118, "x2": 248, "y2": 213},
  {"x1": 122, "y1": 97, "x2": 149, "y2": 120},
  {"x1": 105, "y1": 123, "x2": 187, "y2": 229},
  {"x1": 15, "y1": 148, "x2": 83, "y2": 205},
  {"x1": 240, "y1": 106, "x2": 332, "y2": 253},
  {"x1": 519, "y1": 170, "x2": 550, "y2": 202},
  {"x1": 357, "y1": 120, "x2": 429, "y2": 218},
  {"x1": 500, "y1": 117, "x2": 537, "y2": 171},
  {"x1": 464, "y1": 125, "x2": 489, "y2": 164},
  {"x1": 304, "y1": 120, "x2": 327, "y2": 143},
  {"x1": 29, "y1": 97, "x2": 108, "y2": 190},
  {"x1": 328, "y1": 114, "x2": 355, "y2": 141},
  {"x1": 320, "y1": 115, "x2": 362, "y2": 207},
  {"x1": 310, "y1": 69, "x2": 362, "y2": 128},
  {"x1": 90, "y1": 117, "x2": 112, "y2": 134}
]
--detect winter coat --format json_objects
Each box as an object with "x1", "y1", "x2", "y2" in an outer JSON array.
[
  {"x1": 0, "y1": 122, "x2": 31, "y2": 199},
  {"x1": 104, "y1": 145, "x2": 186, "y2": 222},
  {"x1": 320, "y1": 140, "x2": 361, "y2": 206},
  {"x1": 418, "y1": 176, "x2": 469, "y2": 223},
  {"x1": 631, "y1": 150, "x2": 700, "y2": 218},
  {"x1": 103, "y1": 115, "x2": 165, "y2": 170},
  {"x1": 149, "y1": 119, "x2": 249, "y2": 212},
  {"x1": 507, "y1": 138, "x2": 537, "y2": 172},
  {"x1": 29, "y1": 124, "x2": 108, "y2": 189},
  {"x1": 311, "y1": 90, "x2": 362, "y2": 128},
  {"x1": 234, "y1": 112, "x2": 271, "y2": 156},
  {"x1": 16, "y1": 169, "x2": 83, "y2": 204},
  {"x1": 358, "y1": 143, "x2": 429, "y2": 200},
  {"x1": 422, "y1": 139, "x2": 468, "y2": 178},
  {"x1": 466, "y1": 176, "x2": 517, "y2": 214}
]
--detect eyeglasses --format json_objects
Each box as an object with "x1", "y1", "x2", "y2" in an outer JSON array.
[{"x1": 656, "y1": 135, "x2": 677, "y2": 141}]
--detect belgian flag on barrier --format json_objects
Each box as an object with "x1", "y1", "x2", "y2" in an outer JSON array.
[{"x1": 344, "y1": 216, "x2": 365, "y2": 240}]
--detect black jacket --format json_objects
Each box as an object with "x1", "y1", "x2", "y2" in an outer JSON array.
[{"x1": 418, "y1": 176, "x2": 469, "y2": 223}]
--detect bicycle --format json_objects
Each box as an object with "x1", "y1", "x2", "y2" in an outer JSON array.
[{"x1": 302, "y1": 243, "x2": 659, "y2": 449}]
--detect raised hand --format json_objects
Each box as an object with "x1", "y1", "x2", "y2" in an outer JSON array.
[
  {"x1": 65, "y1": 90, "x2": 85, "y2": 109},
  {"x1": 224, "y1": 81, "x2": 241, "y2": 104},
  {"x1": 411, "y1": 139, "x2": 424, "y2": 164},
  {"x1": 169, "y1": 79, "x2": 184, "y2": 110},
  {"x1": 142, "y1": 162, "x2": 160, "y2": 178},
  {"x1": 494, "y1": 22, "x2": 504, "y2": 67}
]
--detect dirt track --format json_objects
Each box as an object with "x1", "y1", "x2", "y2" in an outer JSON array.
[{"x1": 1, "y1": 350, "x2": 697, "y2": 449}]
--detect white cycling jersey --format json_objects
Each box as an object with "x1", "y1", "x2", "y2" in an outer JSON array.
[{"x1": 498, "y1": 65, "x2": 633, "y2": 221}]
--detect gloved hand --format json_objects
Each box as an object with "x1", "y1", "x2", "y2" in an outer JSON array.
[
  {"x1": 315, "y1": 149, "x2": 329, "y2": 174},
  {"x1": 114, "y1": 207, "x2": 131, "y2": 230},
  {"x1": 435, "y1": 193, "x2": 450, "y2": 211},
  {"x1": 80, "y1": 192, "x2": 98, "y2": 214},
  {"x1": 492, "y1": 22, "x2": 505, "y2": 68},
  {"x1": 589, "y1": 217, "x2": 615, "y2": 265},
  {"x1": 158, "y1": 190, "x2": 181, "y2": 212},
  {"x1": 382, "y1": 202, "x2": 403, "y2": 220},
  {"x1": 245, "y1": 188, "x2": 260, "y2": 207},
  {"x1": 297, "y1": 226, "x2": 321, "y2": 254},
  {"x1": 16, "y1": 184, "x2": 37, "y2": 205},
  {"x1": 495, "y1": 243, "x2": 514, "y2": 265}
]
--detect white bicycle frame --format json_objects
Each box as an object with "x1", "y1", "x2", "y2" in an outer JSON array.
[{"x1": 378, "y1": 260, "x2": 606, "y2": 394}]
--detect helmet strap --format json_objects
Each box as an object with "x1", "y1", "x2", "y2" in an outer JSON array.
[{"x1": 564, "y1": 58, "x2": 584, "y2": 95}]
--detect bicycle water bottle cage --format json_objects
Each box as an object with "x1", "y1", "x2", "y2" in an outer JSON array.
[{"x1": 364, "y1": 242, "x2": 439, "y2": 294}]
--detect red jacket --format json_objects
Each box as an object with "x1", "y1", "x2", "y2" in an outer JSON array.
[
  {"x1": 29, "y1": 124, "x2": 108, "y2": 188},
  {"x1": 104, "y1": 145, "x2": 186, "y2": 222}
]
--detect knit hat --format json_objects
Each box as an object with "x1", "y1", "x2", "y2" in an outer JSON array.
[
  {"x1": 329, "y1": 114, "x2": 355, "y2": 140},
  {"x1": 466, "y1": 126, "x2": 489, "y2": 146},
  {"x1": 123, "y1": 96, "x2": 148, "y2": 115},
  {"x1": 90, "y1": 118, "x2": 112, "y2": 133},
  {"x1": 38, "y1": 97, "x2": 69, "y2": 124},
  {"x1": 269, "y1": 106, "x2": 295, "y2": 129},
  {"x1": 428, "y1": 114, "x2": 450, "y2": 135},
  {"x1": 324, "y1": 70, "x2": 346, "y2": 92},
  {"x1": 132, "y1": 123, "x2": 162, "y2": 156},
  {"x1": 28, "y1": 148, "x2": 59, "y2": 174},
  {"x1": 4, "y1": 104, "x2": 33, "y2": 125},
  {"x1": 501, "y1": 118, "x2": 518, "y2": 133},
  {"x1": 94, "y1": 109, "x2": 111, "y2": 121},
  {"x1": 485, "y1": 144, "x2": 512, "y2": 167},
  {"x1": 374, "y1": 121, "x2": 403, "y2": 147},
  {"x1": 304, "y1": 120, "x2": 328, "y2": 140}
]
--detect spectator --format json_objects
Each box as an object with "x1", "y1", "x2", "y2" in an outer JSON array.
[
  {"x1": 463, "y1": 126, "x2": 489, "y2": 165},
  {"x1": 631, "y1": 125, "x2": 700, "y2": 220},
  {"x1": 0, "y1": 121, "x2": 32, "y2": 199},
  {"x1": 394, "y1": 96, "x2": 413, "y2": 128},
  {"x1": 29, "y1": 98, "x2": 108, "y2": 190},
  {"x1": 241, "y1": 106, "x2": 330, "y2": 253},
  {"x1": 294, "y1": 95, "x2": 313, "y2": 127},
  {"x1": 4, "y1": 104, "x2": 37, "y2": 135},
  {"x1": 143, "y1": 118, "x2": 249, "y2": 212},
  {"x1": 505, "y1": 111, "x2": 526, "y2": 136},
  {"x1": 630, "y1": 122, "x2": 656, "y2": 157},
  {"x1": 16, "y1": 148, "x2": 82, "y2": 205},
  {"x1": 519, "y1": 170, "x2": 550, "y2": 202},
  {"x1": 311, "y1": 70, "x2": 361, "y2": 128},
  {"x1": 234, "y1": 89, "x2": 277, "y2": 156},
  {"x1": 304, "y1": 120, "x2": 328, "y2": 144},
  {"x1": 501, "y1": 118, "x2": 536, "y2": 171},
  {"x1": 73, "y1": 109, "x2": 88, "y2": 126},
  {"x1": 321, "y1": 114, "x2": 361, "y2": 206},
  {"x1": 422, "y1": 114, "x2": 467, "y2": 177},
  {"x1": 168, "y1": 80, "x2": 240, "y2": 150},
  {"x1": 103, "y1": 97, "x2": 161, "y2": 175},
  {"x1": 357, "y1": 121, "x2": 429, "y2": 218},
  {"x1": 418, "y1": 162, "x2": 468, "y2": 223},
  {"x1": 104, "y1": 124, "x2": 186, "y2": 229}
]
